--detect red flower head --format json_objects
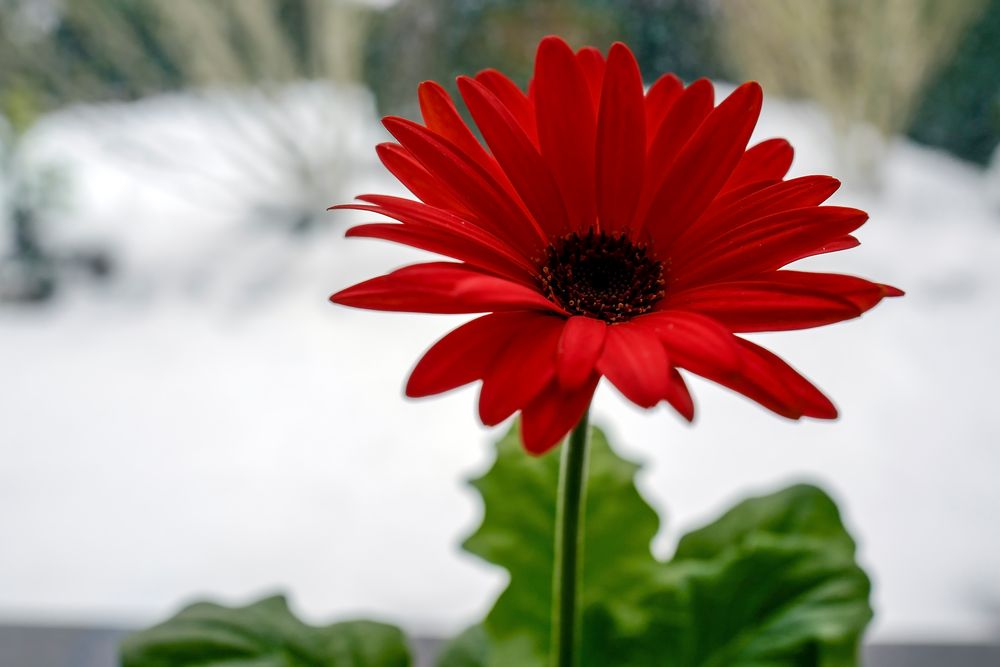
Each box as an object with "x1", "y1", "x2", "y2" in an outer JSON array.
[{"x1": 331, "y1": 37, "x2": 901, "y2": 455}]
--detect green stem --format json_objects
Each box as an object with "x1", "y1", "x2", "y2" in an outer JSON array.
[{"x1": 551, "y1": 409, "x2": 591, "y2": 667}]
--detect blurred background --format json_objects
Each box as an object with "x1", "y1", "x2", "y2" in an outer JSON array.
[{"x1": 1, "y1": 0, "x2": 999, "y2": 659}]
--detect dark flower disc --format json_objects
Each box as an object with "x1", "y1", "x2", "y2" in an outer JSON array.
[{"x1": 539, "y1": 229, "x2": 664, "y2": 323}]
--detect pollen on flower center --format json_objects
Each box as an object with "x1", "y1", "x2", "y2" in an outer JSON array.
[{"x1": 538, "y1": 229, "x2": 665, "y2": 323}]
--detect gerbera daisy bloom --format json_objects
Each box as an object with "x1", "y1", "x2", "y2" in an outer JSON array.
[{"x1": 330, "y1": 36, "x2": 901, "y2": 454}]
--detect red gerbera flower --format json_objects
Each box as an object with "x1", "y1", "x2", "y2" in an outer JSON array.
[{"x1": 330, "y1": 37, "x2": 901, "y2": 454}]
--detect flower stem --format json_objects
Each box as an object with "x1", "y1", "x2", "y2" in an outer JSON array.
[{"x1": 551, "y1": 409, "x2": 591, "y2": 667}]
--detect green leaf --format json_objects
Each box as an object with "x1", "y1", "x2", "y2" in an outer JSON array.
[
  {"x1": 650, "y1": 485, "x2": 871, "y2": 667},
  {"x1": 316, "y1": 621, "x2": 411, "y2": 667},
  {"x1": 629, "y1": 538, "x2": 872, "y2": 667},
  {"x1": 462, "y1": 423, "x2": 660, "y2": 665},
  {"x1": 121, "y1": 594, "x2": 411, "y2": 667},
  {"x1": 460, "y1": 423, "x2": 872, "y2": 667},
  {"x1": 673, "y1": 484, "x2": 857, "y2": 561},
  {"x1": 434, "y1": 626, "x2": 487, "y2": 667}
]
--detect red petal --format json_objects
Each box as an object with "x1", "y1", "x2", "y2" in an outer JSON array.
[
  {"x1": 596, "y1": 322, "x2": 672, "y2": 408},
  {"x1": 644, "y1": 73, "x2": 683, "y2": 145},
  {"x1": 783, "y1": 235, "x2": 861, "y2": 263},
  {"x1": 335, "y1": 197, "x2": 536, "y2": 275},
  {"x1": 406, "y1": 312, "x2": 537, "y2": 397},
  {"x1": 520, "y1": 375, "x2": 600, "y2": 455},
  {"x1": 803, "y1": 273, "x2": 904, "y2": 308},
  {"x1": 478, "y1": 314, "x2": 563, "y2": 425},
  {"x1": 534, "y1": 36, "x2": 598, "y2": 232},
  {"x1": 723, "y1": 138, "x2": 794, "y2": 192},
  {"x1": 458, "y1": 76, "x2": 571, "y2": 238},
  {"x1": 673, "y1": 175, "x2": 842, "y2": 262},
  {"x1": 351, "y1": 194, "x2": 476, "y2": 226},
  {"x1": 419, "y1": 80, "x2": 526, "y2": 206},
  {"x1": 881, "y1": 284, "x2": 905, "y2": 297},
  {"x1": 418, "y1": 82, "x2": 493, "y2": 174},
  {"x1": 375, "y1": 143, "x2": 471, "y2": 215},
  {"x1": 556, "y1": 316, "x2": 607, "y2": 391},
  {"x1": 637, "y1": 310, "x2": 742, "y2": 376},
  {"x1": 349, "y1": 195, "x2": 517, "y2": 249},
  {"x1": 680, "y1": 337, "x2": 835, "y2": 419},
  {"x1": 475, "y1": 69, "x2": 537, "y2": 145},
  {"x1": 675, "y1": 206, "x2": 869, "y2": 286},
  {"x1": 671, "y1": 271, "x2": 902, "y2": 332},
  {"x1": 383, "y1": 116, "x2": 546, "y2": 255},
  {"x1": 330, "y1": 262, "x2": 564, "y2": 315},
  {"x1": 596, "y1": 42, "x2": 646, "y2": 232},
  {"x1": 703, "y1": 178, "x2": 782, "y2": 215},
  {"x1": 421, "y1": 83, "x2": 522, "y2": 203},
  {"x1": 343, "y1": 222, "x2": 532, "y2": 284},
  {"x1": 665, "y1": 276, "x2": 867, "y2": 332},
  {"x1": 637, "y1": 78, "x2": 715, "y2": 224},
  {"x1": 576, "y1": 46, "x2": 606, "y2": 111},
  {"x1": 643, "y1": 82, "x2": 763, "y2": 249},
  {"x1": 730, "y1": 339, "x2": 837, "y2": 419},
  {"x1": 663, "y1": 368, "x2": 695, "y2": 422}
]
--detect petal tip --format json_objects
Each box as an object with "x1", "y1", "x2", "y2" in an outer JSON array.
[
  {"x1": 881, "y1": 284, "x2": 905, "y2": 297},
  {"x1": 539, "y1": 34, "x2": 571, "y2": 49},
  {"x1": 403, "y1": 378, "x2": 430, "y2": 399},
  {"x1": 741, "y1": 80, "x2": 764, "y2": 98},
  {"x1": 537, "y1": 35, "x2": 576, "y2": 65},
  {"x1": 669, "y1": 401, "x2": 695, "y2": 423},
  {"x1": 381, "y1": 116, "x2": 411, "y2": 134},
  {"x1": 807, "y1": 399, "x2": 838, "y2": 420},
  {"x1": 607, "y1": 42, "x2": 630, "y2": 58}
]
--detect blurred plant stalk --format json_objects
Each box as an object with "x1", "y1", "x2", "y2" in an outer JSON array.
[
  {"x1": 718, "y1": 0, "x2": 987, "y2": 187},
  {"x1": 0, "y1": 82, "x2": 75, "y2": 302}
]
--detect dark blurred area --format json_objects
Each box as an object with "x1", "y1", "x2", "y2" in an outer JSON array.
[
  {"x1": 363, "y1": 0, "x2": 724, "y2": 118},
  {"x1": 909, "y1": 0, "x2": 1000, "y2": 165}
]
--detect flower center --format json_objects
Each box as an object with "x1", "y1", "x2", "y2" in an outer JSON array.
[{"x1": 539, "y1": 229, "x2": 664, "y2": 323}]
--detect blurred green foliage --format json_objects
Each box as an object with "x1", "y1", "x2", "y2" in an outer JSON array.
[
  {"x1": 2, "y1": 0, "x2": 997, "y2": 167},
  {"x1": 364, "y1": 0, "x2": 722, "y2": 119},
  {"x1": 121, "y1": 595, "x2": 411, "y2": 667},
  {"x1": 0, "y1": 0, "x2": 362, "y2": 113},
  {"x1": 0, "y1": 82, "x2": 43, "y2": 136},
  {"x1": 605, "y1": 0, "x2": 725, "y2": 85},
  {"x1": 365, "y1": 0, "x2": 998, "y2": 168},
  {"x1": 907, "y1": 0, "x2": 1000, "y2": 165},
  {"x1": 0, "y1": 0, "x2": 177, "y2": 109}
]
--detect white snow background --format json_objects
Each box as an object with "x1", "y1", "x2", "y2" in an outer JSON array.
[{"x1": 1, "y1": 82, "x2": 998, "y2": 642}]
